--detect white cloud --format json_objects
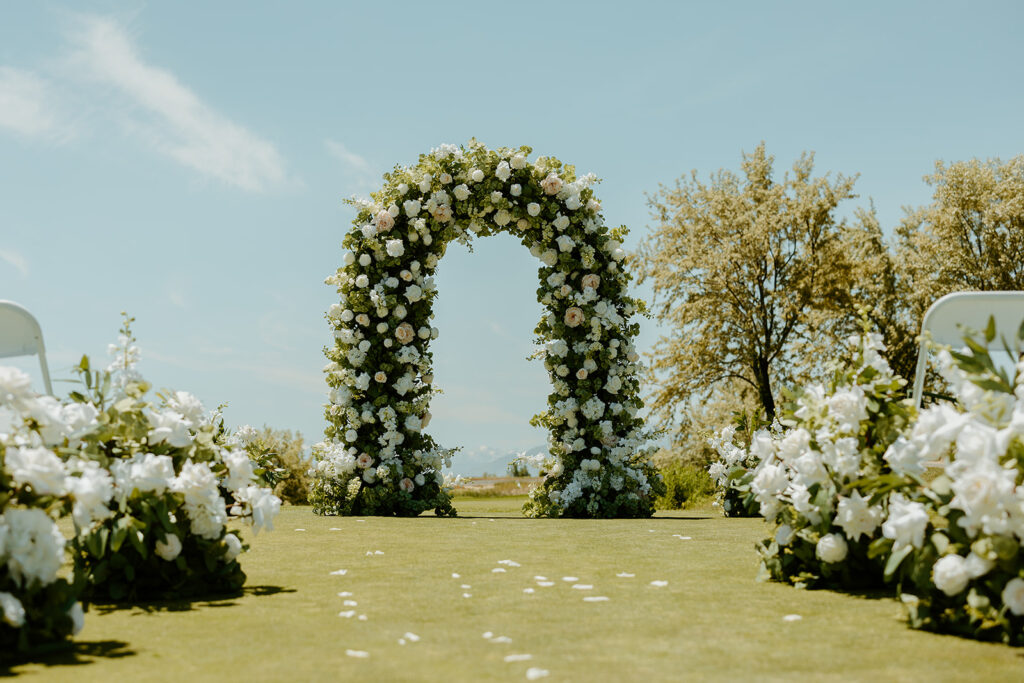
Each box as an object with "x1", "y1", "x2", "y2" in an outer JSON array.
[
  {"x1": 0, "y1": 67, "x2": 71, "y2": 141},
  {"x1": 325, "y1": 138, "x2": 379, "y2": 193},
  {"x1": 67, "y1": 16, "x2": 290, "y2": 192},
  {"x1": 0, "y1": 248, "x2": 30, "y2": 278}
]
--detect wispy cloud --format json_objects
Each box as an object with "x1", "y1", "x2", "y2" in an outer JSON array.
[
  {"x1": 0, "y1": 248, "x2": 30, "y2": 278},
  {"x1": 0, "y1": 67, "x2": 72, "y2": 141},
  {"x1": 325, "y1": 138, "x2": 379, "y2": 194},
  {"x1": 65, "y1": 15, "x2": 291, "y2": 192}
]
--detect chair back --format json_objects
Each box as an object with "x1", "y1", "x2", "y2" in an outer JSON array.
[
  {"x1": 912, "y1": 291, "x2": 1024, "y2": 409},
  {"x1": 0, "y1": 300, "x2": 54, "y2": 395}
]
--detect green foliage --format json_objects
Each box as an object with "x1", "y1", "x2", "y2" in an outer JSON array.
[
  {"x1": 654, "y1": 462, "x2": 715, "y2": 510},
  {"x1": 245, "y1": 428, "x2": 309, "y2": 505}
]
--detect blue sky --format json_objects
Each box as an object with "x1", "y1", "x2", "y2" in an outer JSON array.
[{"x1": 2, "y1": 1, "x2": 1022, "y2": 462}]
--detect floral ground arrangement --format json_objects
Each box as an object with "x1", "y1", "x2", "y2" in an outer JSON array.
[
  {"x1": 708, "y1": 317, "x2": 1024, "y2": 646},
  {"x1": 5, "y1": 499, "x2": 1022, "y2": 681},
  {"x1": 0, "y1": 319, "x2": 281, "y2": 655},
  {"x1": 316, "y1": 141, "x2": 661, "y2": 519}
]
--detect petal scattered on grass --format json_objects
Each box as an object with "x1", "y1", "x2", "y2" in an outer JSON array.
[
  {"x1": 492, "y1": 568, "x2": 507, "y2": 573},
  {"x1": 404, "y1": 632, "x2": 420, "y2": 642},
  {"x1": 571, "y1": 584, "x2": 593, "y2": 590},
  {"x1": 523, "y1": 588, "x2": 535, "y2": 594},
  {"x1": 498, "y1": 560, "x2": 521, "y2": 567},
  {"x1": 338, "y1": 610, "x2": 356, "y2": 618},
  {"x1": 463, "y1": 593, "x2": 472, "y2": 598},
  {"x1": 294, "y1": 528, "x2": 306, "y2": 532},
  {"x1": 534, "y1": 575, "x2": 548, "y2": 581},
  {"x1": 461, "y1": 584, "x2": 472, "y2": 589},
  {"x1": 345, "y1": 649, "x2": 370, "y2": 658},
  {"x1": 492, "y1": 636, "x2": 513, "y2": 644},
  {"x1": 483, "y1": 632, "x2": 495, "y2": 639},
  {"x1": 355, "y1": 519, "x2": 365, "y2": 523},
  {"x1": 357, "y1": 614, "x2": 368, "y2": 621},
  {"x1": 650, "y1": 580, "x2": 668, "y2": 587},
  {"x1": 561, "y1": 576, "x2": 579, "y2": 582},
  {"x1": 504, "y1": 654, "x2": 533, "y2": 662},
  {"x1": 343, "y1": 600, "x2": 358, "y2": 607},
  {"x1": 536, "y1": 581, "x2": 555, "y2": 587},
  {"x1": 337, "y1": 591, "x2": 353, "y2": 597},
  {"x1": 583, "y1": 596, "x2": 610, "y2": 602},
  {"x1": 526, "y1": 667, "x2": 550, "y2": 680},
  {"x1": 616, "y1": 572, "x2": 635, "y2": 578},
  {"x1": 398, "y1": 638, "x2": 406, "y2": 645},
  {"x1": 783, "y1": 614, "x2": 803, "y2": 622},
  {"x1": 329, "y1": 527, "x2": 342, "y2": 531},
  {"x1": 330, "y1": 569, "x2": 348, "y2": 576},
  {"x1": 374, "y1": 550, "x2": 384, "y2": 555},
  {"x1": 451, "y1": 573, "x2": 461, "y2": 579}
]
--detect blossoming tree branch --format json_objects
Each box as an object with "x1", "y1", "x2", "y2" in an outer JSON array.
[{"x1": 314, "y1": 141, "x2": 663, "y2": 518}]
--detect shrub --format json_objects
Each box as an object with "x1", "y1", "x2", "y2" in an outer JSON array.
[
  {"x1": 242, "y1": 427, "x2": 310, "y2": 505},
  {"x1": 655, "y1": 461, "x2": 716, "y2": 510}
]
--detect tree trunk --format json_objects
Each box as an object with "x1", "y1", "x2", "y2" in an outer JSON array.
[{"x1": 755, "y1": 357, "x2": 776, "y2": 422}]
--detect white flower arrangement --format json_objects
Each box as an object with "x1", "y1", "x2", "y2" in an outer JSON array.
[{"x1": 318, "y1": 141, "x2": 661, "y2": 518}]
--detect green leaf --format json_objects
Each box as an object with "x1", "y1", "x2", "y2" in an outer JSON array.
[
  {"x1": 884, "y1": 544, "x2": 913, "y2": 579},
  {"x1": 984, "y1": 315, "x2": 996, "y2": 343}
]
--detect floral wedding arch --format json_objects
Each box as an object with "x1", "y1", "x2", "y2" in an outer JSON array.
[{"x1": 313, "y1": 141, "x2": 661, "y2": 518}]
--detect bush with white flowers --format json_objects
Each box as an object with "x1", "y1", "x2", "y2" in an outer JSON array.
[
  {"x1": 318, "y1": 141, "x2": 661, "y2": 518},
  {"x1": 1, "y1": 367, "x2": 98, "y2": 652},
  {"x1": 750, "y1": 324, "x2": 916, "y2": 589},
  {"x1": 67, "y1": 316, "x2": 281, "y2": 601},
  {"x1": 879, "y1": 321, "x2": 1024, "y2": 645},
  {"x1": 707, "y1": 420, "x2": 781, "y2": 517}
]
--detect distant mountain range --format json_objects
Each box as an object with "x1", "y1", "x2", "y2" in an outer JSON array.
[{"x1": 448, "y1": 444, "x2": 548, "y2": 477}]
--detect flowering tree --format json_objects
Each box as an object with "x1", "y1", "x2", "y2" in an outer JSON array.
[
  {"x1": 638, "y1": 143, "x2": 861, "y2": 425},
  {"x1": 316, "y1": 141, "x2": 662, "y2": 518}
]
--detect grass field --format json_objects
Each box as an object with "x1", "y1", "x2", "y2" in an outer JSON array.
[{"x1": 5, "y1": 498, "x2": 1023, "y2": 681}]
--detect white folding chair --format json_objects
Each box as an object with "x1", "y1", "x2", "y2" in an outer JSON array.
[
  {"x1": 0, "y1": 300, "x2": 54, "y2": 395},
  {"x1": 912, "y1": 291, "x2": 1024, "y2": 409}
]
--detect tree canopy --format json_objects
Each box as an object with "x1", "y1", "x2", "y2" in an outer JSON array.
[{"x1": 637, "y1": 143, "x2": 860, "y2": 424}]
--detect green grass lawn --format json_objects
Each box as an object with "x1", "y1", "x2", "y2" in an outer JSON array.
[{"x1": 6, "y1": 498, "x2": 1022, "y2": 681}]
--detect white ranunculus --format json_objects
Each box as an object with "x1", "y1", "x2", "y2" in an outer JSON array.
[
  {"x1": 932, "y1": 555, "x2": 970, "y2": 596},
  {"x1": 815, "y1": 533, "x2": 849, "y2": 564},
  {"x1": 1002, "y1": 577, "x2": 1024, "y2": 615},
  {"x1": 155, "y1": 533, "x2": 183, "y2": 561},
  {"x1": 386, "y1": 239, "x2": 405, "y2": 258}
]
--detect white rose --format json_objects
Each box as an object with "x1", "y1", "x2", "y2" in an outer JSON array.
[
  {"x1": 527, "y1": 203, "x2": 541, "y2": 217},
  {"x1": 405, "y1": 285, "x2": 423, "y2": 302},
  {"x1": 403, "y1": 199, "x2": 421, "y2": 217},
  {"x1": 511, "y1": 154, "x2": 527, "y2": 169},
  {"x1": 224, "y1": 533, "x2": 243, "y2": 561},
  {"x1": 397, "y1": 183, "x2": 409, "y2": 195},
  {"x1": 815, "y1": 533, "x2": 848, "y2": 564},
  {"x1": 355, "y1": 274, "x2": 369, "y2": 288},
  {"x1": 0, "y1": 592, "x2": 26, "y2": 628},
  {"x1": 565, "y1": 194, "x2": 582, "y2": 210},
  {"x1": 494, "y1": 209, "x2": 512, "y2": 226},
  {"x1": 386, "y1": 239, "x2": 405, "y2": 257},
  {"x1": 470, "y1": 169, "x2": 484, "y2": 182},
  {"x1": 541, "y1": 250, "x2": 558, "y2": 267},
  {"x1": 375, "y1": 210, "x2": 395, "y2": 232},
  {"x1": 344, "y1": 251, "x2": 356, "y2": 265},
  {"x1": 454, "y1": 184, "x2": 470, "y2": 200},
  {"x1": 510, "y1": 184, "x2": 522, "y2": 196},
  {"x1": 775, "y1": 524, "x2": 795, "y2": 546},
  {"x1": 495, "y1": 161, "x2": 511, "y2": 181},
  {"x1": 932, "y1": 555, "x2": 970, "y2": 596},
  {"x1": 432, "y1": 205, "x2": 453, "y2": 223},
  {"x1": 359, "y1": 253, "x2": 372, "y2": 266}
]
